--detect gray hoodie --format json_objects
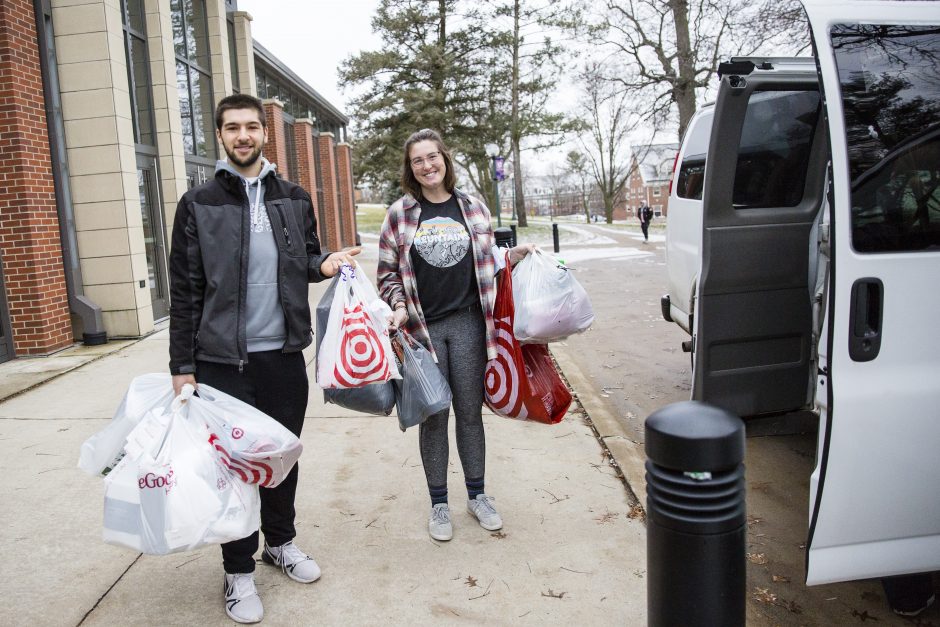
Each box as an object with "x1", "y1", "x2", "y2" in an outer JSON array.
[{"x1": 214, "y1": 157, "x2": 286, "y2": 352}]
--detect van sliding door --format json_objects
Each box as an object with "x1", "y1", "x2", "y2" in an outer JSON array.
[{"x1": 693, "y1": 68, "x2": 827, "y2": 417}]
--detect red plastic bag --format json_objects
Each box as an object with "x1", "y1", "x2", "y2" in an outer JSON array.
[{"x1": 484, "y1": 253, "x2": 572, "y2": 424}]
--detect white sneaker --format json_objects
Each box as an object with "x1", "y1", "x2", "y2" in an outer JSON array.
[
  {"x1": 428, "y1": 503, "x2": 453, "y2": 541},
  {"x1": 467, "y1": 494, "x2": 503, "y2": 531},
  {"x1": 223, "y1": 572, "x2": 263, "y2": 624},
  {"x1": 262, "y1": 541, "x2": 321, "y2": 583}
]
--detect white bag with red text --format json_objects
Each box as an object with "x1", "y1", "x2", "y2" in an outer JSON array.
[
  {"x1": 102, "y1": 387, "x2": 260, "y2": 555},
  {"x1": 81, "y1": 374, "x2": 303, "y2": 488},
  {"x1": 317, "y1": 264, "x2": 401, "y2": 389}
]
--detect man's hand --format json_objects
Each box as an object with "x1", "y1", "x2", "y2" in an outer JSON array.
[
  {"x1": 508, "y1": 243, "x2": 537, "y2": 266},
  {"x1": 320, "y1": 247, "x2": 362, "y2": 278},
  {"x1": 172, "y1": 374, "x2": 197, "y2": 397},
  {"x1": 389, "y1": 305, "x2": 408, "y2": 332}
]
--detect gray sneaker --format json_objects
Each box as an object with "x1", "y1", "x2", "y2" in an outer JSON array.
[
  {"x1": 223, "y1": 572, "x2": 263, "y2": 624},
  {"x1": 262, "y1": 541, "x2": 321, "y2": 583},
  {"x1": 428, "y1": 503, "x2": 453, "y2": 541},
  {"x1": 467, "y1": 494, "x2": 503, "y2": 531}
]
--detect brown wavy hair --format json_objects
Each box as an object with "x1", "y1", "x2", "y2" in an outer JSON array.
[{"x1": 401, "y1": 129, "x2": 457, "y2": 200}]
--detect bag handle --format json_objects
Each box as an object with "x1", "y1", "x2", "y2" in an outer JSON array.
[{"x1": 171, "y1": 383, "x2": 195, "y2": 412}]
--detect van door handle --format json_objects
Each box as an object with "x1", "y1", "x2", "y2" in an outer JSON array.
[{"x1": 849, "y1": 278, "x2": 883, "y2": 362}]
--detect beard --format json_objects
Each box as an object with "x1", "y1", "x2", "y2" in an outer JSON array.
[{"x1": 224, "y1": 142, "x2": 263, "y2": 168}]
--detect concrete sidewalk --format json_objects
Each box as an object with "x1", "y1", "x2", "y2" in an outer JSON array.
[{"x1": 0, "y1": 247, "x2": 646, "y2": 626}]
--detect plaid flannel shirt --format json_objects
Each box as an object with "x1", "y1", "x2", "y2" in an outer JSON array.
[{"x1": 377, "y1": 189, "x2": 499, "y2": 363}]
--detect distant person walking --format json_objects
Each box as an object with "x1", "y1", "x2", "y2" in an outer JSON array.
[
  {"x1": 377, "y1": 128, "x2": 534, "y2": 542},
  {"x1": 638, "y1": 203, "x2": 654, "y2": 242}
]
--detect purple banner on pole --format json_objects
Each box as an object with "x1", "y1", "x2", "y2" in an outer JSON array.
[{"x1": 494, "y1": 156, "x2": 506, "y2": 181}]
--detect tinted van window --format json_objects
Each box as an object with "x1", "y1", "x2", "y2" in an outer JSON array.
[
  {"x1": 676, "y1": 111, "x2": 712, "y2": 200},
  {"x1": 732, "y1": 90, "x2": 821, "y2": 209},
  {"x1": 832, "y1": 24, "x2": 940, "y2": 253}
]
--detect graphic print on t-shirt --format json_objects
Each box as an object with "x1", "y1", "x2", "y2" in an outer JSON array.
[{"x1": 413, "y1": 216, "x2": 471, "y2": 268}]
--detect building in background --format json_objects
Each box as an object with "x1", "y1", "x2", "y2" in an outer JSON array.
[
  {"x1": 0, "y1": 0, "x2": 358, "y2": 363},
  {"x1": 626, "y1": 143, "x2": 679, "y2": 218}
]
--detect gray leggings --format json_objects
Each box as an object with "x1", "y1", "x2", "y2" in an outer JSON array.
[{"x1": 419, "y1": 304, "x2": 488, "y2": 490}]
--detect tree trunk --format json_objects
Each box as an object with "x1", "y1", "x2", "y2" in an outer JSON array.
[
  {"x1": 669, "y1": 0, "x2": 697, "y2": 139},
  {"x1": 510, "y1": 0, "x2": 528, "y2": 227}
]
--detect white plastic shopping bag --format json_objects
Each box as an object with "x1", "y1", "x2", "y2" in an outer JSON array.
[
  {"x1": 102, "y1": 386, "x2": 260, "y2": 555},
  {"x1": 511, "y1": 249, "x2": 595, "y2": 343},
  {"x1": 79, "y1": 373, "x2": 177, "y2": 476},
  {"x1": 317, "y1": 264, "x2": 401, "y2": 389},
  {"x1": 81, "y1": 373, "x2": 303, "y2": 488},
  {"x1": 189, "y1": 384, "x2": 303, "y2": 488}
]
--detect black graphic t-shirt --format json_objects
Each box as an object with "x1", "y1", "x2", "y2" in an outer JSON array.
[{"x1": 410, "y1": 195, "x2": 479, "y2": 323}]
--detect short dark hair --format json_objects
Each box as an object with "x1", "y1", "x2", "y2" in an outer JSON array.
[
  {"x1": 215, "y1": 94, "x2": 266, "y2": 131},
  {"x1": 401, "y1": 128, "x2": 457, "y2": 200}
]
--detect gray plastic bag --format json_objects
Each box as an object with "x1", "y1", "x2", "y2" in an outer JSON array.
[
  {"x1": 315, "y1": 276, "x2": 396, "y2": 416},
  {"x1": 391, "y1": 330, "x2": 453, "y2": 431}
]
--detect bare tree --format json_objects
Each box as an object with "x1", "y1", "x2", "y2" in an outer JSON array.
[
  {"x1": 565, "y1": 150, "x2": 594, "y2": 222},
  {"x1": 594, "y1": 0, "x2": 809, "y2": 138},
  {"x1": 577, "y1": 63, "x2": 642, "y2": 223}
]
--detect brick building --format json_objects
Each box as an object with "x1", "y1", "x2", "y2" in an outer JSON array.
[
  {"x1": 0, "y1": 0, "x2": 358, "y2": 363},
  {"x1": 625, "y1": 142, "x2": 679, "y2": 219}
]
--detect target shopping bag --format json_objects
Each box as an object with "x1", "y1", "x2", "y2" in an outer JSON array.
[
  {"x1": 317, "y1": 265, "x2": 401, "y2": 389},
  {"x1": 484, "y1": 253, "x2": 572, "y2": 424},
  {"x1": 102, "y1": 385, "x2": 260, "y2": 555}
]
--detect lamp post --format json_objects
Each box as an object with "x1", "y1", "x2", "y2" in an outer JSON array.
[{"x1": 485, "y1": 143, "x2": 502, "y2": 227}]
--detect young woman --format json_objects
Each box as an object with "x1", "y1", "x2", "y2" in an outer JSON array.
[{"x1": 377, "y1": 129, "x2": 534, "y2": 541}]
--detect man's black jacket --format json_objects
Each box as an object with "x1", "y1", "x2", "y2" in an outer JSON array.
[{"x1": 168, "y1": 168, "x2": 331, "y2": 375}]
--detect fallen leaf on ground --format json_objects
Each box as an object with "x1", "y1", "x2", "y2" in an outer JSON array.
[
  {"x1": 747, "y1": 552, "x2": 768, "y2": 565},
  {"x1": 753, "y1": 588, "x2": 778, "y2": 604},
  {"x1": 465, "y1": 575, "x2": 478, "y2": 588},
  {"x1": 850, "y1": 609, "x2": 879, "y2": 622},
  {"x1": 541, "y1": 589, "x2": 567, "y2": 599},
  {"x1": 627, "y1": 503, "x2": 646, "y2": 521},
  {"x1": 772, "y1": 574, "x2": 791, "y2": 583},
  {"x1": 491, "y1": 531, "x2": 507, "y2": 539}
]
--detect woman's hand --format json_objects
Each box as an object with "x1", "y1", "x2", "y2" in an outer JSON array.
[
  {"x1": 320, "y1": 247, "x2": 362, "y2": 278},
  {"x1": 389, "y1": 305, "x2": 408, "y2": 332},
  {"x1": 508, "y1": 243, "x2": 537, "y2": 266}
]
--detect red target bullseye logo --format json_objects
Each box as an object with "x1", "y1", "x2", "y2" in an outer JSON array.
[
  {"x1": 333, "y1": 303, "x2": 390, "y2": 387},
  {"x1": 231, "y1": 427, "x2": 244, "y2": 440},
  {"x1": 484, "y1": 315, "x2": 528, "y2": 420}
]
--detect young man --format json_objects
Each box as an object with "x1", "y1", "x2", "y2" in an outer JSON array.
[{"x1": 169, "y1": 93, "x2": 359, "y2": 624}]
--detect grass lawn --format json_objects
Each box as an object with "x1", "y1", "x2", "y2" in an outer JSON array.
[{"x1": 353, "y1": 203, "x2": 664, "y2": 242}]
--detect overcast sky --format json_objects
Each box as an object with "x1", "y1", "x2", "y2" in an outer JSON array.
[{"x1": 236, "y1": 0, "x2": 382, "y2": 111}]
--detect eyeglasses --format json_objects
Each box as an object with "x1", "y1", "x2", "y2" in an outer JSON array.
[{"x1": 410, "y1": 152, "x2": 442, "y2": 168}]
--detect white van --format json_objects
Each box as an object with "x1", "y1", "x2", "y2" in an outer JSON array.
[{"x1": 663, "y1": 0, "x2": 940, "y2": 586}]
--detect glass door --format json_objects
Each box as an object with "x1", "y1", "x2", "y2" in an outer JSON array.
[{"x1": 136, "y1": 154, "x2": 169, "y2": 320}]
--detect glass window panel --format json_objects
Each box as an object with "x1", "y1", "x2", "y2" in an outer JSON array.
[
  {"x1": 832, "y1": 24, "x2": 940, "y2": 253},
  {"x1": 732, "y1": 90, "x2": 820, "y2": 209},
  {"x1": 177, "y1": 61, "x2": 194, "y2": 154},
  {"x1": 227, "y1": 19, "x2": 240, "y2": 92},
  {"x1": 170, "y1": 0, "x2": 185, "y2": 59},
  {"x1": 191, "y1": 67, "x2": 216, "y2": 158},
  {"x1": 185, "y1": 0, "x2": 210, "y2": 66},
  {"x1": 266, "y1": 75, "x2": 278, "y2": 102},
  {"x1": 126, "y1": 0, "x2": 145, "y2": 34},
  {"x1": 256, "y1": 71, "x2": 266, "y2": 98},
  {"x1": 129, "y1": 34, "x2": 153, "y2": 145}
]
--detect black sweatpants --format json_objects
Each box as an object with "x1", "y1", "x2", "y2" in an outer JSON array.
[
  {"x1": 640, "y1": 220, "x2": 650, "y2": 241},
  {"x1": 196, "y1": 349, "x2": 308, "y2": 574},
  {"x1": 419, "y1": 304, "x2": 488, "y2": 497}
]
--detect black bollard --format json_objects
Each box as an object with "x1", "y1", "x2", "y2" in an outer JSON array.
[
  {"x1": 645, "y1": 401, "x2": 746, "y2": 627},
  {"x1": 494, "y1": 226, "x2": 515, "y2": 249},
  {"x1": 510, "y1": 224, "x2": 517, "y2": 246},
  {"x1": 552, "y1": 222, "x2": 560, "y2": 253}
]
